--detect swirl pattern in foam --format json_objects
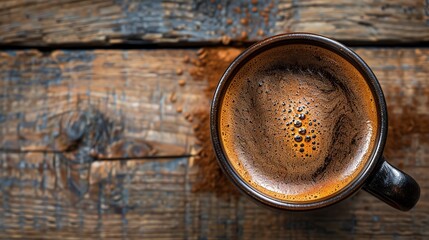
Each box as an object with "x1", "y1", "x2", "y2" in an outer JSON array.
[{"x1": 219, "y1": 44, "x2": 378, "y2": 202}]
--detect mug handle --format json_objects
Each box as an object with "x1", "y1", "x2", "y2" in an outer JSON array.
[{"x1": 363, "y1": 157, "x2": 420, "y2": 211}]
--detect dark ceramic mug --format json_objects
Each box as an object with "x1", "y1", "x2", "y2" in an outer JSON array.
[{"x1": 210, "y1": 33, "x2": 420, "y2": 211}]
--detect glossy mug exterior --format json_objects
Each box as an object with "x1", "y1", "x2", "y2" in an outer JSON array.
[{"x1": 210, "y1": 33, "x2": 420, "y2": 211}]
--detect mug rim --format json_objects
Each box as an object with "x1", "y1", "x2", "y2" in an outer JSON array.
[{"x1": 210, "y1": 32, "x2": 388, "y2": 211}]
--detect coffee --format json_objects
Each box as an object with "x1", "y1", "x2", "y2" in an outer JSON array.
[{"x1": 219, "y1": 44, "x2": 379, "y2": 202}]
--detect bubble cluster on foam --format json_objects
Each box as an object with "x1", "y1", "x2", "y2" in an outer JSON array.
[{"x1": 267, "y1": 93, "x2": 325, "y2": 160}]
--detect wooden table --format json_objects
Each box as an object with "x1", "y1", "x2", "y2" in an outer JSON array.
[{"x1": 0, "y1": 1, "x2": 428, "y2": 239}]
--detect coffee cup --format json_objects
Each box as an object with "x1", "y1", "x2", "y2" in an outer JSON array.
[{"x1": 210, "y1": 33, "x2": 420, "y2": 211}]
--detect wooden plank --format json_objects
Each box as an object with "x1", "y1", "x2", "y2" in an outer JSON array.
[
  {"x1": 0, "y1": 47, "x2": 428, "y2": 238},
  {"x1": 0, "y1": 0, "x2": 428, "y2": 46},
  {"x1": 0, "y1": 48, "x2": 427, "y2": 163},
  {"x1": 0, "y1": 157, "x2": 428, "y2": 239}
]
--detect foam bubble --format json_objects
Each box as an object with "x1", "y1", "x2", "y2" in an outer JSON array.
[{"x1": 294, "y1": 135, "x2": 303, "y2": 142}]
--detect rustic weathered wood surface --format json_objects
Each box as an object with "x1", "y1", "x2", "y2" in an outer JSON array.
[
  {"x1": 0, "y1": 0, "x2": 428, "y2": 46},
  {"x1": 1, "y1": 0, "x2": 429, "y2": 238},
  {"x1": 0, "y1": 48, "x2": 428, "y2": 239}
]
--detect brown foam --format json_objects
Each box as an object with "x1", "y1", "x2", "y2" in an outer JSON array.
[{"x1": 219, "y1": 44, "x2": 378, "y2": 202}]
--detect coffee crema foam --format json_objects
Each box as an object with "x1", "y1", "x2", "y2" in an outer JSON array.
[{"x1": 219, "y1": 44, "x2": 378, "y2": 202}]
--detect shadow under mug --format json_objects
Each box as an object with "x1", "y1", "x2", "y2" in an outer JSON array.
[{"x1": 210, "y1": 33, "x2": 420, "y2": 211}]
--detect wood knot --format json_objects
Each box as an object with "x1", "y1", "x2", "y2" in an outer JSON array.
[{"x1": 54, "y1": 111, "x2": 89, "y2": 151}]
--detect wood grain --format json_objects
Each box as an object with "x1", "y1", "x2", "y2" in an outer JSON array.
[
  {"x1": 0, "y1": 49, "x2": 205, "y2": 154},
  {"x1": 0, "y1": 48, "x2": 428, "y2": 238},
  {"x1": 0, "y1": 0, "x2": 428, "y2": 46}
]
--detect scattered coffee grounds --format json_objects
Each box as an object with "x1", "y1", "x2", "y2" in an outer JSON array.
[
  {"x1": 385, "y1": 86, "x2": 429, "y2": 165},
  {"x1": 189, "y1": 48, "x2": 242, "y2": 98},
  {"x1": 187, "y1": 48, "x2": 241, "y2": 197},
  {"x1": 191, "y1": 108, "x2": 239, "y2": 197}
]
